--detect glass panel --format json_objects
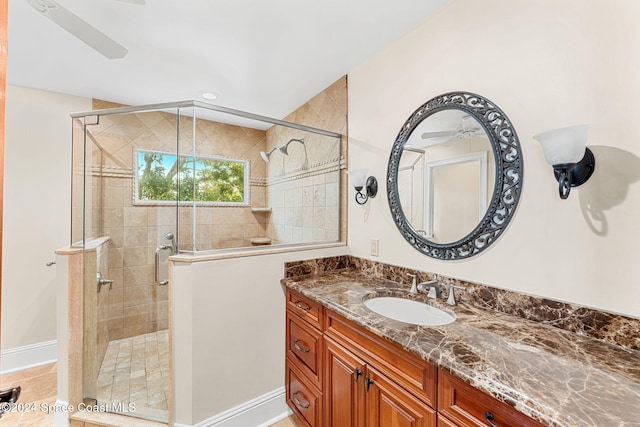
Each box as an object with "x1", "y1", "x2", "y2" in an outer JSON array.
[
  {"x1": 71, "y1": 117, "x2": 86, "y2": 246},
  {"x1": 263, "y1": 126, "x2": 341, "y2": 246},
  {"x1": 79, "y1": 108, "x2": 175, "y2": 423},
  {"x1": 177, "y1": 106, "x2": 196, "y2": 253},
  {"x1": 179, "y1": 109, "x2": 343, "y2": 253}
]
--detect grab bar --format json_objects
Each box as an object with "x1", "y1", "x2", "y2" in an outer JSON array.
[{"x1": 155, "y1": 244, "x2": 171, "y2": 285}]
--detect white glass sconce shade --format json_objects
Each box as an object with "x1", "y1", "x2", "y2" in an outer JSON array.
[
  {"x1": 347, "y1": 169, "x2": 368, "y2": 190},
  {"x1": 347, "y1": 169, "x2": 378, "y2": 205},
  {"x1": 533, "y1": 125, "x2": 588, "y2": 165},
  {"x1": 533, "y1": 125, "x2": 595, "y2": 199}
]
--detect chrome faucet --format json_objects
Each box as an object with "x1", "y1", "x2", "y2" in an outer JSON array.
[
  {"x1": 417, "y1": 274, "x2": 441, "y2": 298},
  {"x1": 407, "y1": 273, "x2": 418, "y2": 294},
  {"x1": 446, "y1": 283, "x2": 465, "y2": 306}
]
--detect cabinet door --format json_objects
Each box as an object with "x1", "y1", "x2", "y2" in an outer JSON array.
[
  {"x1": 325, "y1": 337, "x2": 366, "y2": 427},
  {"x1": 366, "y1": 367, "x2": 437, "y2": 427}
]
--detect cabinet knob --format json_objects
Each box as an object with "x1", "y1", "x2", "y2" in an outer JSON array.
[
  {"x1": 485, "y1": 411, "x2": 498, "y2": 427},
  {"x1": 354, "y1": 368, "x2": 362, "y2": 382}
]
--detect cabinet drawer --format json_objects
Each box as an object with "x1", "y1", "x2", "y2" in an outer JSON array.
[
  {"x1": 287, "y1": 289, "x2": 323, "y2": 330},
  {"x1": 287, "y1": 358, "x2": 323, "y2": 427},
  {"x1": 438, "y1": 370, "x2": 545, "y2": 427},
  {"x1": 287, "y1": 311, "x2": 323, "y2": 388},
  {"x1": 325, "y1": 309, "x2": 437, "y2": 408}
]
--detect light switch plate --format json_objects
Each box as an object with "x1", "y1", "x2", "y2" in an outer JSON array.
[{"x1": 370, "y1": 239, "x2": 379, "y2": 257}]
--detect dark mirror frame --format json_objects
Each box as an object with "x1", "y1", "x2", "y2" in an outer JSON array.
[{"x1": 387, "y1": 91, "x2": 523, "y2": 260}]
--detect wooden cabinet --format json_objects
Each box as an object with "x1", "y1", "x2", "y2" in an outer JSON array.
[
  {"x1": 286, "y1": 360, "x2": 322, "y2": 427},
  {"x1": 322, "y1": 307, "x2": 437, "y2": 427},
  {"x1": 325, "y1": 310, "x2": 437, "y2": 408},
  {"x1": 285, "y1": 288, "x2": 546, "y2": 427},
  {"x1": 437, "y1": 415, "x2": 459, "y2": 427},
  {"x1": 286, "y1": 290, "x2": 324, "y2": 427},
  {"x1": 324, "y1": 336, "x2": 436, "y2": 427},
  {"x1": 287, "y1": 289, "x2": 323, "y2": 329},
  {"x1": 287, "y1": 311, "x2": 323, "y2": 388},
  {"x1": 438, "y1": 370, "x2": 545, "y2": 427},
  {"x1": 366, "y1": 366, "x2": 437, "y2": 427},
  {"x1": 325, "y1": 337, "x2": 366, "y2": 427}
]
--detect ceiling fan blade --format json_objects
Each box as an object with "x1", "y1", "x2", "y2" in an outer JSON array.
[
  {"x1": 421, "y1": 130, "x2": 457, "y2": 139},
  {"x1": 27, "y1": 0, "x2": 128, "y2": 59},
  {"x1": 112, "y1": 0, "x2": 145, "y2": 4}
]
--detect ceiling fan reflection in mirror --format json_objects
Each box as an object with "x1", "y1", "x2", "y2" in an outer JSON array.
[
  {"x1": 421, "y1": 115, "x2": 484, "y2": 143},
  {"x1": 26, "y1": 0, "x2": 145, "y2": 59}
]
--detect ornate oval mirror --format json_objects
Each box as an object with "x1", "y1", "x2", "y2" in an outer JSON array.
[{"x1": 387, "y1": 92, "x2": 523, "y2": 260}]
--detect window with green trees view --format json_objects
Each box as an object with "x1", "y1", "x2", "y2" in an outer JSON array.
[{"x1": 135, "y1": 150, "x2": 248, "y2": 204}]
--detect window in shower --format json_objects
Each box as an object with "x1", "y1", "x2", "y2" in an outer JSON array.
[{"x1": 135, "y1": 149, "x2": 249, "y2": 205}]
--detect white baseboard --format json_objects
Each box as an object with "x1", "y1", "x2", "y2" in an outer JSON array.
[
  {"x1": 175, "y1": 387, "x2": 291, "y2": 427},
  {"x1": 0, "y1": 340, "x2": 57, "y2": 375}
]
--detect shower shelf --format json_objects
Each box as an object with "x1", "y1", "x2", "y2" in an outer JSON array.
[{"x1": 251, "y1": 207, "x2": 272, "y2": 213}]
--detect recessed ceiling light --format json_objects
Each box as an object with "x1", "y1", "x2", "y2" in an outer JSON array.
[{"x1": 201, "y1": 92, "x2": 218, "y2": 100}]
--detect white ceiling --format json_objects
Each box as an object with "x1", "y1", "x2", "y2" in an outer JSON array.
[{"x1": 8, "y1": 0, "x2": 451, "y2": 121}]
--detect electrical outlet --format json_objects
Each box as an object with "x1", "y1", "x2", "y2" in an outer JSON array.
[{"x1": 370, "y1": 239, "x2": 379, "y2": 257}]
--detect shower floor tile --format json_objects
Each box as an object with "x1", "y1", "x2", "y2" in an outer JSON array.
[{"x1": 97, "y1": 329, "x2": 169, "y2": 422}]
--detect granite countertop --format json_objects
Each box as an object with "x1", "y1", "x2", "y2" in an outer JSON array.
[{"x1": 282, "y1": 270, "x2": 640, "y2": 427}]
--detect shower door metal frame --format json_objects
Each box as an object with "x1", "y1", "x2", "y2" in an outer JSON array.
[{"x1": 71, "y1": 100, "x2": 343, "y2": 139}]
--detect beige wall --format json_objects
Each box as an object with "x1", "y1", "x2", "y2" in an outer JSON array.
[
  {"x1": 348, "y1": 0, "x2": 640, "y2": 318},
  {"x1": 171, "y1": 245, "x2": 347, "y2": 425},
  {"x1": 2, "y1": 85, "x2": 91, "y2": 350}
]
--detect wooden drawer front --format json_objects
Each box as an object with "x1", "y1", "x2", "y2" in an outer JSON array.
[
  {"x1": 287, "y1": 359, "x2": 322, "y2": 427},
  {"x1": 326, "y1": 310, "x2": 437, "y2": 407},
  {"x1": 438, "y1": 370, "x2": 545, "y2": 427},
  {"x1": 287, "y1": 289, "x2": 323, "y2": 330},
  {"x1": 287, "y1": 311, "x2": 323, "y2": 387}
]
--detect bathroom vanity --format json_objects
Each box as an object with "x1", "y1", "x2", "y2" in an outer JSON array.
[
  {"x1": 282, "y1": 257, "x2": 640, "y2": 427},
  {"x1": 286, "y1": 288, "x2": 543, "y2": 427}
]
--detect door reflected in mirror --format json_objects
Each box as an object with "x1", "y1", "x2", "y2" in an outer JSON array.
[{"x1": 398, "y1": 109, "x2": 495, "y2": 243}]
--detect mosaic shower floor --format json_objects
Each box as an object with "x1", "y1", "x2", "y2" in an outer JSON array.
[{"x1": 97, "y1": 329, "x2": 170, "y2": 422}]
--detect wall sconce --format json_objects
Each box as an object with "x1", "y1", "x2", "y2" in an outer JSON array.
[
  {"x1": 347, "y1": 169, "x2": 378, "y2": 205},
  {"x1": 533, "y1": 125, "x2": 595, "y2": 199}
]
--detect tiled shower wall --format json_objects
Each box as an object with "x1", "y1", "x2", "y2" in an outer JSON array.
[
  {"x1": 86, "y1": 100, "x2": 268, "y2": 339},
  {"x1": 265, "y1": 76, "x2": 347, "y2": 243}
]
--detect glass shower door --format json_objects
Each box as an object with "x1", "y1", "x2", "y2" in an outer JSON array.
[{"x1": 76, "y1": 106, "x2": 181, "y2": 422}]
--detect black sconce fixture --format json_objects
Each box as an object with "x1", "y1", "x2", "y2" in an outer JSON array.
[
  {"x1": 533, "y1": 125, "x2": 596, "y2": 199},
  {"x1": 347, "y1": 169, "x2": 378, "y2": 205}
]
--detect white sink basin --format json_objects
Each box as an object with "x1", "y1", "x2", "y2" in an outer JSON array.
[{"x1": 363, "y1": 296, "x2": 455, "y2": 326}]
